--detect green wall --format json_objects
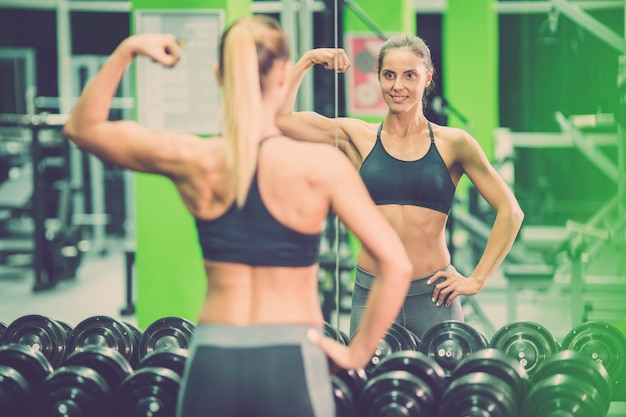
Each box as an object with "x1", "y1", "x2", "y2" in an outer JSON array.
[
  {"x1": 130, "y1": 0, "x2": 250, "y2": 329},
  {"x1": 443, "y1": 0, "x2": 498, "y2": 194}
]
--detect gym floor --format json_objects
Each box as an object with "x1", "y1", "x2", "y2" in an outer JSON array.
[{"x1": 1, "y1": 235, "x2": 625, "y2": 416}]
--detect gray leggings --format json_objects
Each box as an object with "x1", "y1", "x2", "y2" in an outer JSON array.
[
  {"x1": 350, "y1": 265, "x2": 464, "y2": 340},
  {"x1": 176, "y1": 324, "x2": 334, "y2": 417}
]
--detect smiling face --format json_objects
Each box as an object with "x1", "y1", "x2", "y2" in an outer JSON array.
[{"x1": 378, "y1": 47, "x2": 433, "y2": 114}]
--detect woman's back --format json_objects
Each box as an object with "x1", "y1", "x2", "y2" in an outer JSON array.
[{"x1": 190, "y1": 135, "x2": 343, "y2": 326}]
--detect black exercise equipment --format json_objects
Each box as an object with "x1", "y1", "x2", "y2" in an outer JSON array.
[
  {"x1": 34, "y1": 365, "x2": 111, "y2": 417},
  {"x1": 0, "y1": 314, "x2": 71, "y2": 368},
  {"x1": 137, "y1": 316, "x2": 194, "y2": 362},
  {"x1": 417, "y1": 320, "x2": 488, "y2": 377},
  {"x1": 113, "y1": 366, "x2": 181, "y2": 417},
  {"x1": 451, "y1": 348, "x2": 530, "y2": 406},
  {"x1": 561, "y1": 320, "x2": 626, "y2": 401},
  {"x1": 63, "y1": 345, "x2": 134, "y2": 393},
  {"x1": 369, "y1": 350, "x2": 447, "y2": 406},
  {"x1": 522, "y1": 350, "x2": 613, "y2": 417},
  {"x1": 67, "y1": 315, "x2": 141, "y2": 367},
  {"x1": 324, "y1": 321, "x2": 351, "y2": 345},
  {"x1": 0, "y1": 113, "x2": 87, "y2": 292},
  {"x1": 365, "y1": 322, "x2": 419, "y2": 375},
  {"x1": 436, "y1": 372, "x2": 520, "y2": 417},
  {"x1": 0, "y1": 343, "x2": 54, "y2": 417},
  {"x1": 332, "y1": 368, "x2": 368, "y2": 417},
  {"x1": 490, "y1": 321, "x2": 560, "y2": 379},
  {"x1": 0, "y1": 365, "x2": 31, "y2": 417},
  {"x1": 357, "y1": 370, "x2": 438, "y2": 417}
]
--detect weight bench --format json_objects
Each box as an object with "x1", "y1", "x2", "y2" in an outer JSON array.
[{"x1": 504, "y1": 263, "x2": 555, "y2": 323}]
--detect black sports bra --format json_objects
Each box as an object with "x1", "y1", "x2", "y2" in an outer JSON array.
[{"x1": 359, "y1": 121, "x2": 455, "y2": 214}]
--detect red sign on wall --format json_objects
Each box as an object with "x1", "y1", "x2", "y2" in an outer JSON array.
[{"x1": 346, "y1": 34, "x2": 386, "y2": 116}]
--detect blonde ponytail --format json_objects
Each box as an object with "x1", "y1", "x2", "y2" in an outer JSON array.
[
  {"x1": 222, "y1": 21, "x2": 263, "y2": 207},
  {"x1": 218, "y1": 15, "x2": 289, "y2": 207}
]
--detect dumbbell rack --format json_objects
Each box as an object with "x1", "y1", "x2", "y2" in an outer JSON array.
[{"x1": 0, "y1": 112, "x2": 81, "y2": 292}]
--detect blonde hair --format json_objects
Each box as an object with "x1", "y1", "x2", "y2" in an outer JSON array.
[{"x1": 219, "y1": 15, "x2": 289, "y2": 207}]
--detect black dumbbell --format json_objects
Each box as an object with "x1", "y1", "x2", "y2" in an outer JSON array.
[
  {"x1": 357, "y1": 369, "x2": 436, "y2": 417},
  {"x1": 113, "y1": 366, "x2": 181, "y2": 417},
  {"x1": 332, "y1": 367, "x2": 368, "y2": 417},
  {"x1": 324, "y1": 321, "x2": 351, "y2": 346},
  {"x1": 0, "y1": 365, "x2": 30, "y2": 417},
  {"x1": 490, "y1": 321, "x2": 560, "y2": 379},
  {"x1": 0, "y1": 343, "x2": 54, "y2": 417},
  {"x1": 561, "y1": 320, "x2": 626, "y2": 401},
  {"x1": 358, "y1": 350, "x2": 446, "y2": 417},
  {"x1": 34, "y1": 365, "x2": 111, "y2": 417},
  {"x1": 137, "y1": 316, "x2": 194, "y2": 362},
  {"x1": 1, "y1": 314, "x2": 71, "y2": 368},
  {"x1": 34, "y1": 345, "x2": 135, "y2": 417},
  {"x1": 436, "y1": 371, "x2": 520, "y2": 417},
  {"x1": 417, "y1": 320, "x2": 488, "y2": 377},
  {"x1": 67, "y1": 315, "x2": 141, "y2": 367},
  {"x1": 450, "y1": 348, "x2": 530, "y2": 407},
  {"x1": 522, "y1": 349, "x2": 612, "y2": 417},
  {"x1": 366, "y1": 322, "x2": 419, "y2": 375},
  {"x1": 63, "y1": 345, "x2": 134, "y2": 391}
]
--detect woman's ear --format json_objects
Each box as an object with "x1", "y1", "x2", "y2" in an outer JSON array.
[
  {"x1": 213, "y1": 62, "x2": 223, "y2": 86},
  {"x1": 277, "y1": 60, "x2": 292, "y2": 87}
]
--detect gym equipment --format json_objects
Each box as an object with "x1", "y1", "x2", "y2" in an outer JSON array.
[
  {"x1": 324, "y1": 321, "x2": 351, "y2": 345},
  {"x1": 0, "y1": 113, "x2": 88, "y2": 292},
  {"x1": 0, "y1": 314, "x2": 71, "y2": 368},
  {"x1": 332, "y1": 368, "x2": 368, "y2": 417},
  {"x1": 0, "y1": 321, "x2": 6, "y2": 339},
  {"x1": 357, "y1": 370, "x2": 438, "y2": 417},
  {"x1": 366, "y1": 322, "x2": 419, "y2": 375},
  {"x1": 136, "y1": 348, "x2": 188, "y2": 378},
  {"x1": 369, "y1": 350, "x2": 447, "y2": 405},
  {"x1": 137, "y1": 316, "x2": 194, "y2": 362},
  {"x1": 451, "y1": 348, "x2": 529, "y2": 405},
  {"x1": 113, "y1": 367, "x2": 181, "y2": 417},
  {"x1": 490, "y1": 321, "x2": 560, "y2": 378},
  {"x1": 63, "y1": 345, "x2": 134, "y2": 393},
  {"x1": 0, "y1": 365, "x2": 31, "y2": 417},
  {"x1": 436, "y1": 372, "x2": 520, "y2": 417},
  {"x1": 67, "y1": 315, "x2": 141, "y2": 367},
  {"x1": 0, "y1": 343, "x2": 54, "y2": 417},
  {"x1": 417, "y1": 320, "x2": 488, "y2": 377},
  {"x1": 522, "y1": 350, "x2": 612, "y2": 417},
  {"x1": 561, "y1": 321, "x2": 626, "y2": 401},
  {"x1": 34, "y1": 365, "x2": 111, "y2": 417}
]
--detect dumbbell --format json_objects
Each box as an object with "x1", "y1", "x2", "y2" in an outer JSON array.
[
  {"x1": 67, "y1": 315, "x2": 143, "y2": 367},
  {"x1": 490, "y1": 321, "x2": 560, "y2": 379},
  {"x1": 33, "y1": 345, "x2": 136, "y2": 417},
  {"x1": 1, "y1": 314, "x2": 72, "y2": 368},
  {"x1": 366, "y1": 322, "x2": 419, "y2": 375},
  {"x1": 332, "y1": 367, "x2": 368, "y2": 417},
  {"x1": 112, "y1": 316, "x2": 195, "y2": 417},
  {"x1": 435, "y1": 348, "x2": 530, "y2": 417},
  {"x1": 522, "y1": 349, "x2": 612, "y2": 417},
  {"x1": 561, "y1": 320, "x2": 626, "y2": 401},
  {"x1": 358, "y1": 350, "x2": 447, "y2": 417},
  {"x1": 450, "y1": 348, "x2": 529, "y2": 405},
  {"x1": 0, "y1": 343, "x2": 54, "y2": 417},
  {"x1": 324, "y1": 321, "x2": 351, "y2": 346},
  {"x1": 417, "y1": 320, "x2": 488, "y2": 378},
  {"x1": 134, "y1": 316, "x2": 194, "y2": 377}
]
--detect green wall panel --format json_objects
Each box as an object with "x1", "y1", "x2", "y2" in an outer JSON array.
[{"x1": 443, "y1": 0, "x2": 498, "y2": 195}]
